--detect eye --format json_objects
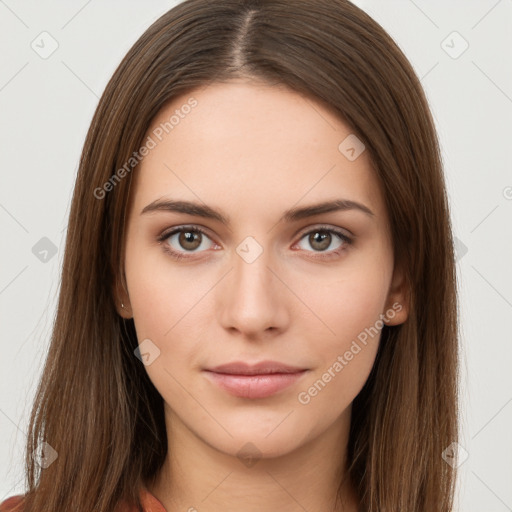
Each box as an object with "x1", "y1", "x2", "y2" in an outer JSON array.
[
  {"x1": 157, "y1": 226, "x2": 217, "y2": 260},
  {"x1": 293, "y1": 226, "x2": 352, "y2": 260},
  {"x1": 157, "y1": 224, "x2": 353, "y2": 261}
]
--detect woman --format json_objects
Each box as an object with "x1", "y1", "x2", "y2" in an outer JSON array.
[{"x1": 0, "y1": 0, "x2": 459, "y2": 511}]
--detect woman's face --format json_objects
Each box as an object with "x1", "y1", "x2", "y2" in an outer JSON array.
[{"x1": 120, "y1": 80, "x2": 408, "y2": 459}]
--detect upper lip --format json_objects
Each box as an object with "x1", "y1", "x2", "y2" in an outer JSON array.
[{"x1": 205, "y1": 360, "x2": 307, "y2": 375}]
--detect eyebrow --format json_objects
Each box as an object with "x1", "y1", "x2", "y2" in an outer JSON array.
[{"x1": 140, "y1": 198, "x2": 374, "y2": 224}]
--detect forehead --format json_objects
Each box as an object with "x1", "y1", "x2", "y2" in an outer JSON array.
[
  {"x1": 146, "y1": 80, "x2": 354, "y2": 161},
  {"x1": 129, "y1": 80, "x2": 385, "y2": 222}
]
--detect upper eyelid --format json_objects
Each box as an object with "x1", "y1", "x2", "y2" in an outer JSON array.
[
  {"x1": 160, "y1": 224, "x2": 217, "y2": 243},
  {"x1": 160, "y1": 224, "x2": 352, "y2": 247}
]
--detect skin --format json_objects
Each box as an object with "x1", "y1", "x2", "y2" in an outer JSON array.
[{"x1": 117, "y1": 80, "x2": 409, "y2": 512}]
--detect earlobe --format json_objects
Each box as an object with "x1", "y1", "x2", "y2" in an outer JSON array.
[
  {"x1": 115, "y1": 298, "x2": 133, "y2": 319},
  {"x1": 119, "y1": 301, "x2": 133, "y2": 318},
  {"x1": 113, "y1": 276, "x2": 133, "y2": 319},
  {"x1": 384, "y1": 264, "x2": 410, "y2": 326}
]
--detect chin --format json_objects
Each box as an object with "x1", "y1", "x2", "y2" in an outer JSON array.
[{"x1": 199, "y1": 421, "x2": 312, "y2": 462}]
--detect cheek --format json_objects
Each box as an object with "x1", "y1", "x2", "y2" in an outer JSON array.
[
  {"x1": 293, "y1": 253, "x2": 391, "y2": 404},
  {"x1": 295, "y1": 296, "x2": 385, "y2": 420},
  {"x1": 125, "y1": 235, "x2": 198, "y2": 337},
  {"x1": 299, "y1": 252, "x2": 391, "y2": 345},
  {"x1": 124, "y1": 242, "x2": 214, "y2": 385},
  {"x1": 125, "y1": 265, "x2": 204, "y2": 406}
]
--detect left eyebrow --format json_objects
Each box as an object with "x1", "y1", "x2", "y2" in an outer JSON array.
[
  {"x1": 140, "y1": 198, "x2": 374, "y2": 226},
  {"x1": 282, "y1": 199, "x2": 374, "y2": 222}
]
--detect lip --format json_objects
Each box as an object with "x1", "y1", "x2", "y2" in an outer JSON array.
[
  {"x1": 203, "y1": 360, "x2": 308, "y2": 399},
  {"x1": 206, "y1": 360, "x2": 307, "y2": 375}
]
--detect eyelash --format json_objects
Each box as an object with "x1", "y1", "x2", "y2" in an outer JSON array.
[{"x1": 157, "y1": 224, "x2": 353, "y2": 262}]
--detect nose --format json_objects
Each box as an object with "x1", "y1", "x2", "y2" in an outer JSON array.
[{"x1": 218, "y1": 243, "x2": 289, "y2": 339}]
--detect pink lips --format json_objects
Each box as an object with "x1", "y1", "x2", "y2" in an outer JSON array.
[{"x1": 203, "y1": 360, "x2": 308, "y2": 399}]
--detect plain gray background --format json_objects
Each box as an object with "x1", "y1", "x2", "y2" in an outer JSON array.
[{"x1": 1, "y1": 1, "x2": 511, "y2": 510}]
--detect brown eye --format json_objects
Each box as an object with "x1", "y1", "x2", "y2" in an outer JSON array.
[
  {"x1": 158, "y1": 226, "x2": 216, "y2": 259},
  {"x1": 178, "y1": 230, "x2": 202, "y2": 251},
  {"x1": 294, "y1": 226, "x2": 352, "y2": 260},
  {"x1": 308, "y1": 231, "x2": 332, "y2": 251}
]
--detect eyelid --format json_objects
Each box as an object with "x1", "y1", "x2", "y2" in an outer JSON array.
[
  {"x1": 157, "y1": 223, "x2": 353, "y2": 259},
  {"x1": 294, "y1": 223, "x2": 353, "y2": 241},
  {"x1": 158, "y1": 223, "x2": 352, "y2": 242},
  {"x1": 157, "y1": 224, "x2": 218, "y2": 249}
]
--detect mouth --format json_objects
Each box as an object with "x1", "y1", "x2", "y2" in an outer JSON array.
[{"x1": 202, "y1": 360, "x2": 309, "y2": 399}]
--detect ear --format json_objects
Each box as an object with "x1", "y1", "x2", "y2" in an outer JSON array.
[
  {"x1": 113, "y1": 273, "x2": 133, "y2": 319},
  {"x1": 383, "y1": 263, "x2": 410, "y2": 326}
]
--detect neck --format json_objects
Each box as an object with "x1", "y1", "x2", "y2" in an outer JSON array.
[{"x1": 148, "y1": 405, "x2": 360, "y2": 512}]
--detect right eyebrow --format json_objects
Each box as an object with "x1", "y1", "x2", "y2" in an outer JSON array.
[{"x1": 140, "y1": 198, "x2": 374, "y2": 226}]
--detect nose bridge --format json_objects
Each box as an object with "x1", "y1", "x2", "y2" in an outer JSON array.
[
  {"x1": 235, "y1": 241, "x2": 272, "y2": 293},
  {"x1": 219, "y1": 235, "x2": 287, "y2": 335}
]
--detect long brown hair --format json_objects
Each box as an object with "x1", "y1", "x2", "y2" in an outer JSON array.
[{"x1": 17, "y1": 1, "x2": 459, "y2": 510}]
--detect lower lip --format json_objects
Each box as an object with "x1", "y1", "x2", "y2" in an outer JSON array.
[{"x1": 204, "y1": 370, "x2": 308, "y2": 399}]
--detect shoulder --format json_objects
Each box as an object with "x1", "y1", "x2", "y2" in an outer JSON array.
[
  {"x1": 0, "y1": 490, "x2": 166, "y2": 512},
  {"x1": 140, "y1": 488, "x2": 167, "y2": 512},
  {"x1": 116, "y1": 487, "x2": 168, "y2": 512},
  {"x1": 0, "y1": 495, "x2": 25, "y2": 512}
]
